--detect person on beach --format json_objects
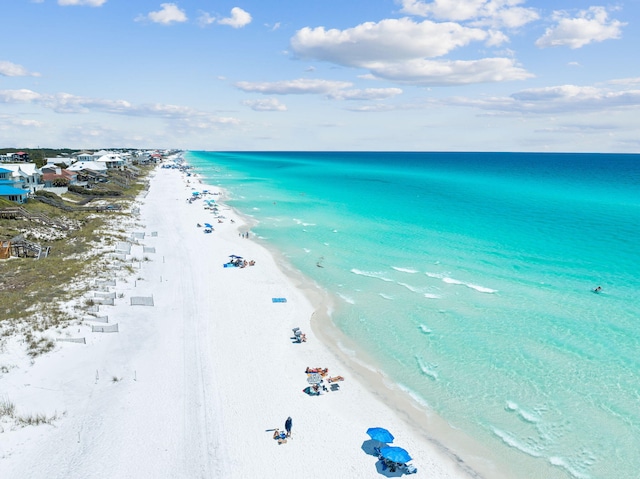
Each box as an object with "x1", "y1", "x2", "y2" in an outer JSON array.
[{"x1": 285, "y1": 417, "x2": 292, "y2": 437}]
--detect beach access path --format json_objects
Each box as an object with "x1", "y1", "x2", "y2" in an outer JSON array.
[{"x1": 0, "y1": 166, "x2": 470, "y2": 479}]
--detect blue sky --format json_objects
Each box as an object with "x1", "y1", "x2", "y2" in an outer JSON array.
[{"x1": 1, "y1": 0, "x2": 639, "y2": 152}]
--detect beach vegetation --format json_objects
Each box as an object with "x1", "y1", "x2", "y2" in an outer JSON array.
[
  {"x1": 0, "y1": 397, "x2": 16, "y2": 418},
  {"x1": 24, "y1": 332, "x2": 55, "y2": 358},
  {"x1": 0, "y1": 165, "x2": 153, "y2": 357},
  {"x1": 16, "y1": 412, "x2": 59, "y2": 427}
]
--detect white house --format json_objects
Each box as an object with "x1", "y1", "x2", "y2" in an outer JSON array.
[
  {"x1": 45, "y1": 157, "x2": 73, "y2": 167},
  {"x1": 76, "y1": 151, "x2": 94, "y2": 162},
  {"x1": 95, "y1": 154, "x2": 125, "y2": 169},
  {"x1": 0, "y1": 163, "x2": 41, "y2": 193},
  {"x1": 91, "y1": 150, "x2": 112, "y2": 161},
  {"x1": 67, "y1": 161, "x2": 108, "y2": 173}
]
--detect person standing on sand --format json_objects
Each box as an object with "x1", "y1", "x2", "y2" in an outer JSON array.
[{"x1": 285, "y1": 417, "x2": 292, "y2": 437}]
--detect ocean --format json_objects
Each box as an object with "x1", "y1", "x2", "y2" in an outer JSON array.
[{"x1": 186, "y1": 151, "x2": 640, "y2": 479}]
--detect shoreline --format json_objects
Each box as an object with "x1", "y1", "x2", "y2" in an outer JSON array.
[
  {"x1": 1, "y1": 162, "x2": 504, "y2": 478},
  {"x1": 196, "y1": 165, "x2": 516, "y2": 479}
]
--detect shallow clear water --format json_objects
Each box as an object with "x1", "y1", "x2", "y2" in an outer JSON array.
[{"x1": 187, "y1": 151, "x2": 640, "y2": 479}]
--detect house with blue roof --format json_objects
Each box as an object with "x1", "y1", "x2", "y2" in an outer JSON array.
[
  {"x1": 0, "y1": 167, "x2": 29, "y2": 203},
  {"x1": 0, "y1": 185, "x2": 29, "y2": 203}
]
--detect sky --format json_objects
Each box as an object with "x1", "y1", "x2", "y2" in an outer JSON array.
[{"x1": 1, "y1": 0, "x2": 640, "y2": 152}]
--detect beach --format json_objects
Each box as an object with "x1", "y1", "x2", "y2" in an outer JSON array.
[{"x1": 0, "y1": 164, "x2": 483, "y2": 479}]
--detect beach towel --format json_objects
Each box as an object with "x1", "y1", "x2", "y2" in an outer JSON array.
[{"x1": 272, "y1": 298, "x2": 287, "y2": 303}]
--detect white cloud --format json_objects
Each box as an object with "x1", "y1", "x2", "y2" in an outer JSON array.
[
  {"x1": 607, "y1": 77, "x2": 640, "y2": 86},
  {"x1": 289, "y1": 17, "x2": 530, "y2": 86},
  {"x1": 364, "y1": 57, "x2": 532, "y2": 85},
  {"x1": 58, "y1": 0, "x2": 107, "y2": 6},
  {"x1": 397, "y1": 0, "x2": 539, "y2": 28},
  {"x1": 235, "y1": 78, "x2": 353, "y2": 95},
  {"x1": 535, "y1": 6, "x2": 625, "y2": 49},
  {"x1": 198, "y1": 12, "x2": 216, "y2": 26},
  {"x1": 0, "y1": 89, "x2": 240, "y2": 129},
  {"x1": 0, "y1": 89, "x2": 42, "y2": 102},
  {"x1": 0, "y1": 61, "x2": 41, "y2": 77},
  {"x1": 243, "y1": 98, "x2": 287, "y2": 111},
  {"x1": 138, "y1": 3, "x2": 187, "y2": 25},
  {"x1": 327, "y1": 88, "x2": 403, "y2": 101},
  {"x1": 445, "y1": 82, "x2": 640, "y2": 114},
  {"x1": 219, "y1": 7, "x2": 252, "y2": 28},
  {"x1": 291, "y1": 18, "x2": 488, "y2": 64},
  {"x1": 198, "y1": 7, "x2": 252, "y2": 28},
  {"x1": 12, "y1": 119, "x2": 44, "y2": 127}
]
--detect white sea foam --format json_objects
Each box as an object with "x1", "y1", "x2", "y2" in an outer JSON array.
[
  {"x1": 415, "y1": 355, "x2": 438, "y2": 380},
  {"x1": 418, "y1": 324, "x2": 432, "y2": 334},
  {"x1": 337, "y1": 292, "x2": 355, "y2": 304},
  {"x1": 293, "y1": 218, "x2": 316, "y2": 226},
  {"x1": 442, "y1": 276, "x2": 497, "y2": 293},
  {"x1": 392, "y1": 266, "x2": 419, "y2": 274},
  {"x1": 350, "y1": 269, "x2": 394, "y2": 282},
  {"x1": 492, "y1": 427, "x2": 542, "y2": 458},
  {"x1": 423, "y1": 293, "x2": 441, "y2": 299},
  {"x1": 303, "y1": 248, "x2": 311, "y2": 253},
  {"x1": 425, "y1": 271, "x2": 445, "y2": 279},
  {"x1": 505, "y1": 401, "x2": 540, "y2": 423},
  {"x1": 397, "y1": 383, "x2": 432, "y2": 409},
  {"x1": 397, "y1": 282, "x2": 423, "y2": 293},
  {"x1": 379, "y1": 293, "x2": 394, "y2": 300},
  {"x1": 549, "y1": 456, "x2": 592, "y2": 479}
]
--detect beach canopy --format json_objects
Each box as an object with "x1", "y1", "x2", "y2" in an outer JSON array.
[
  {"x1": 379, "y1": 446, "x2": 411, "y2": 464},
  {"x1": 307, "y1": 373, "x2": 322, "y2": 384},
  {"x1": 229, "y1": 255, "x2": 243, "y2": 259},
  {"x1": 366, "y1": 427, "x2": 394, "y2": 444},
  {"x1": 204, "y1": 223, "x2": 212, "y2": 228}
]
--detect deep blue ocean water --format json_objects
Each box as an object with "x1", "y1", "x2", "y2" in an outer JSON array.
[{"x1": 186, "y1": 151, "x2": 640, "y2": 479}]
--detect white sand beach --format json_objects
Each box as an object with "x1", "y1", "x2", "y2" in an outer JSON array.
[{"x1": 0, "y1": 165, "x2": 490, "y2": 478}]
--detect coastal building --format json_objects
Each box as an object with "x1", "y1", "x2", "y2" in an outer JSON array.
[
  {"x1": 41, "y1": 170, "x2": 78, "y2": 187},
  {"x1": 0, "y1": 167, "x2": 19, "y2": 188},
  {"x1": 45, "y1": 157, "x2": 73, "y2": 167},
  {"x1": 0, "y1": 164, "x2": 41, "y2": 193},
  {"x1": 75, "y1": 151, "x2": 94, "y2": 162},
  {"x1": 0, "y1": 185, "x2": 29, "y2": 204},
  {"x1": 0, "y1": 152, "x2": 29, "y2": 162},
  {"x1": 95, "y1": 154, "x2": 125, "y2": 169},
  {"x1": 67, "y1": 161, "x2": 107, "y2": 174}
]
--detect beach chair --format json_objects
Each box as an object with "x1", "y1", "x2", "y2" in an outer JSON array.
[
  {"x1": 330, "y1": 383, "x2": 340, "y2": 391},
  {"x1": 403, "y1": 464, "x2": 418, "y2": 474}
]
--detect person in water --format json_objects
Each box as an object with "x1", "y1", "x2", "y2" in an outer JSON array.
[{"x1": 593, "y1": 286, "x2": 602, "y2": 293}]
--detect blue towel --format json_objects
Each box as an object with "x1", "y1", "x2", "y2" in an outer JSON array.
[{"x1": 272, "y1": 298, "x2": 287, "y2": 303}]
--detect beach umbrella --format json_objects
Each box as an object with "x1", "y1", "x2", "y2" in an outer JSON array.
[
  {"x1": 229, "y1": 254, "x2": 243, "y2": 259},
  {"x1": 379, "y1": 446, "x2": 412, "y2": 464},
  {"x1": 204, "y1": 223, "x2": 212, "y2": 228},
  {"x1": 307, "y1": 373, "x2": 322, "y2": 384},
  {"x1": 366, "y1": 427, "x2": 394, "y2": 444}
]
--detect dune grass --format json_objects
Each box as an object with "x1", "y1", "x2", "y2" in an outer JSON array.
[{"x1": 0, "y1": 166, "x2": 154, "y2": 352}]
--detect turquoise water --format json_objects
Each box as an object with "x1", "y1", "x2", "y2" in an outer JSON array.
[{"x1": 187, "y1": 151, "x2": 640, "y2": 479}]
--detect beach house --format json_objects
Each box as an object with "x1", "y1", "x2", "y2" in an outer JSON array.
[
  {"x1": 41, "y1": 168, "x2": 78, "y2": 187},
  {"x1": 0, "y1": 164, "x2": 41, "y2": 193},
  {"x1": 0, "y1": 168, "x2": 29, "y2": 203}
]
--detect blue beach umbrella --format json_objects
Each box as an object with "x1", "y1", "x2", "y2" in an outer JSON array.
[
  {"x1": 379, "y1": 446, "x2": 412, "y2": 464},
  {"x1": 366, "y1": 427, "x2": 394, "y2": 444},
  {"x1": 204, "y1": 223, "x2": 212, "y2": 228}
]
